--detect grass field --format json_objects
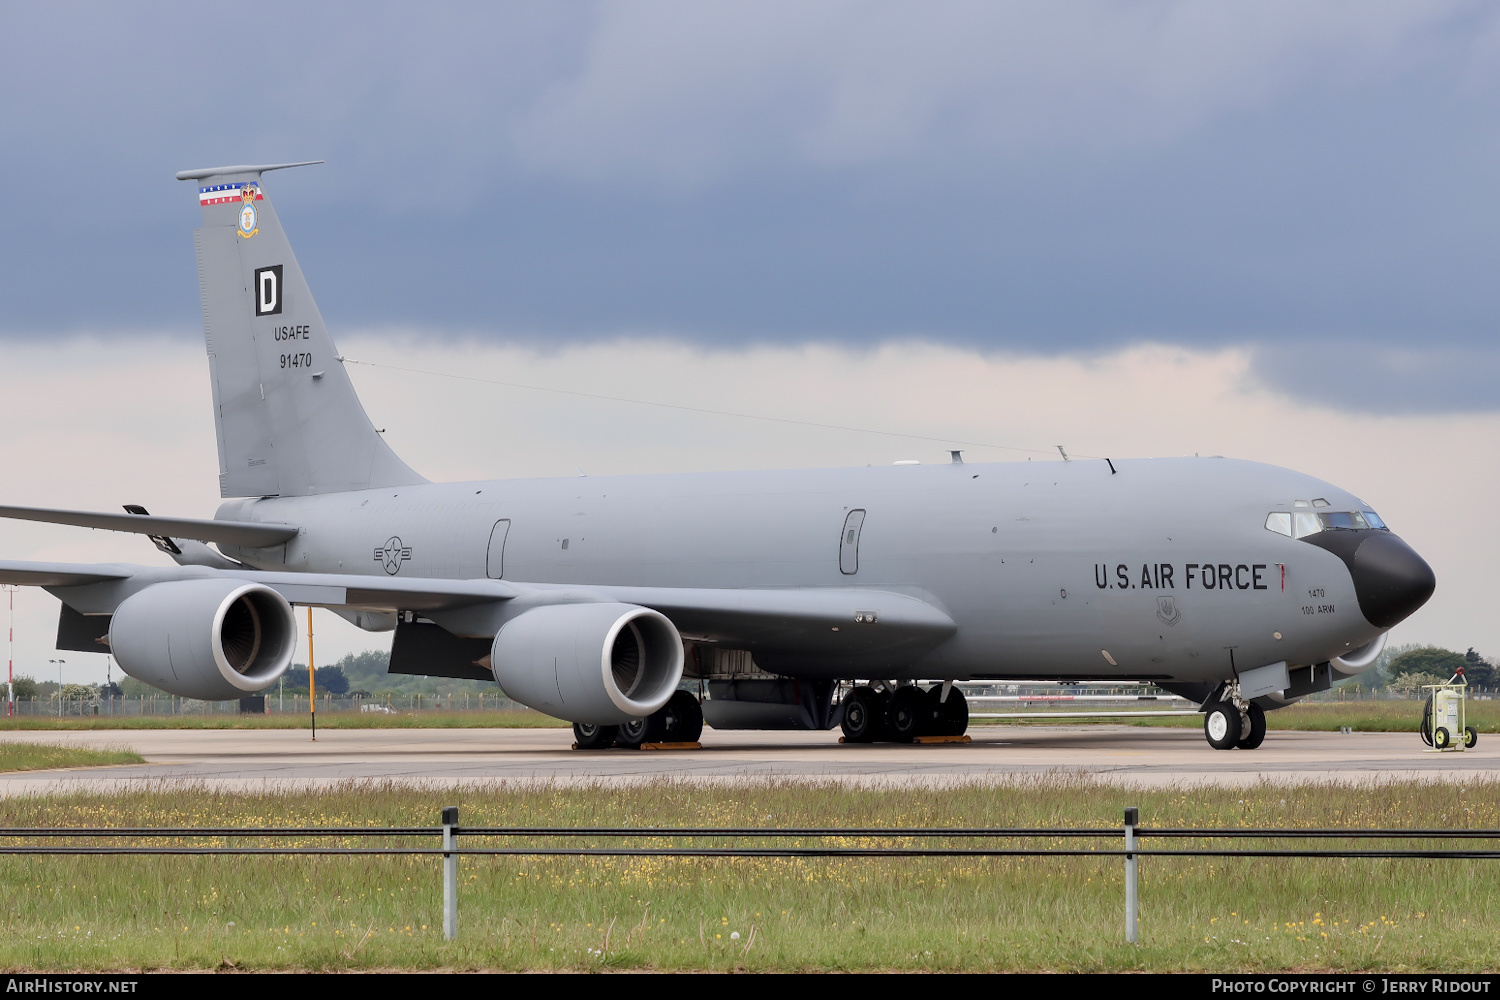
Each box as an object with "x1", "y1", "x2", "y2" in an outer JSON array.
[
  {"x1": 0, "y1": 710, "x2": 567, "y2": 732},
  {"x1": 0, "y1": 743, "x2": 143, "y2": 773},
  {"x1": 0, "y1": 779, "x2": 1496, "y2": 972}
]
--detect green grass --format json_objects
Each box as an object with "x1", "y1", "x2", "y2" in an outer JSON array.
[
  {"x1": 0, "y1": 743, "x2": 143, "y2": 772},
  {"x1": 0, "y1": 710, "x2": 567, "y2": 732},
  {"x1": 976, "y1": 698, "x2": 1500, "y2": 734},
  {"x1": 0, "y1": 779, "x2": 1496, "y2": 971}
]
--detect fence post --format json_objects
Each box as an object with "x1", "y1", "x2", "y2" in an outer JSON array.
[
  {"x1": 1124, "y1": 806, "x2": 1138, "y2": 945},
  {"x1": 442, "y1": 805, "x2": 458, "y2": 940}
]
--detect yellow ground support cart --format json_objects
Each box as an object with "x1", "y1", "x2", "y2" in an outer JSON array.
[{"x1": 1420, "y1": 669, "x2": 1479, "y2": 751}]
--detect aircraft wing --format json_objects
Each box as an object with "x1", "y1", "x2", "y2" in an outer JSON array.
[
  {"x1": 3, "y1": 556, "x2": 952, "y2": 658},
  {"x1": 592, "y1": 584, "x2": 957, "y2": 657},
  {"x1": 0, "y1": 505, "x2": 299, "y2": 547},
  {"x1": 242, "y1": 572, "x2": 957, "y2": 655},
  {"x1": 0, "y1": 560, "x2": 517, "y2": 613},
  {"x1": 224, "y1": 569, "x2": 518, "y2": 612},
  {"x1": 0, "y1": 561, "x2": 135, "y2": 588}
]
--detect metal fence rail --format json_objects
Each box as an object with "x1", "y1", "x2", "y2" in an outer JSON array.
[
  {"x1": 3, "y1": 810, "x2": 1497, "y2": 944},
  {"x1": 6, "y1": 823, "x2": 1499, "y2": 838}
]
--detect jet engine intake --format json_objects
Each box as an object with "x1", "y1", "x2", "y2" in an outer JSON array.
[
  {"x1": 108, "y1": 579, "x2": 297, "y2": 700},
  {"x1": 490, "y1": 603, "x2": 684, "y2": 724}
]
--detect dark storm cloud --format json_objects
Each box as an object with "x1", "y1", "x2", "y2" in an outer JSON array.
[{"x1": 2, "y1": 1, "x2": 1498, "y2": 411}]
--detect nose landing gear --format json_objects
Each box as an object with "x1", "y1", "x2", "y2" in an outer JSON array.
[
  {"x1": 1203, "y1": 682, "x2": 1267, "y2": 750},
  {"x1": 1204, "y1": 701, "x2": 1239, "y2": 750}
]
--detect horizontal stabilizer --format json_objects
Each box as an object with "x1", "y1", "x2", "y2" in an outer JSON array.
[
  {"x1": 174, "y1": 161, "x2": 324, "y2": 181},
  {"x1": 0, "y1": 505, "x2": 299, "y2": 547}
]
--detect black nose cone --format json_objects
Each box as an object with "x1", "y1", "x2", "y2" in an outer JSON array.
[{"x1": 1302, "y1": 530, "x2": 1435, "y2": 628}]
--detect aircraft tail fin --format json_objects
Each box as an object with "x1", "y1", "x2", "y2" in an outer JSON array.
[{"x1": 178, "y1": 162, "x2": 425, "y2": 498}]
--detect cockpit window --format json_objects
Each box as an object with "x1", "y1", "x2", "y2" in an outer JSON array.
[{"x1": 1268, "y1": 507, "x2": 1390, "y2": 537}]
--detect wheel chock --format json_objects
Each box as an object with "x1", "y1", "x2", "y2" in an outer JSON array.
[
  {"x1": 639, "y1": 741, "x2": 703, "y2": 751},
  {"x1": 836, "y1": 735, "x2": 972, "y2": 744}
]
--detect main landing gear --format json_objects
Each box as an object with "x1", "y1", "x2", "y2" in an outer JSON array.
[
  {"x1": 572, "y1": 689, "x2": 704, "y2": 750},
  {"x1": 839, "y1": 683, "x2": 968, "y2": 743},
  {"x1": 1203, "y1": 683, "x2": 1266, "y2": 751}
]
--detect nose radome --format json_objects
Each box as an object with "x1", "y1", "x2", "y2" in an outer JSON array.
[
  {"x1": 1300, "y1": 529, "x2": 1435, "y2": 629},
  {"x1": 1348, "y1": 533, "x2": 1436, "y2": 628}
]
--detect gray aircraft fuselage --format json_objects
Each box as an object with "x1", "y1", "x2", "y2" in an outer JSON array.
[{"x1": 216, "y1": 454, "x2": 1404, "y2": 684}]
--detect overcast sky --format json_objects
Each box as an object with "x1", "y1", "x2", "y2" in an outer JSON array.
[
  {"x1": 2, "y1": 2, "x2": 1498, "y2": 683},
  {"x1": 5, "y1": 1, "x2": 1500, "y2": 409}
]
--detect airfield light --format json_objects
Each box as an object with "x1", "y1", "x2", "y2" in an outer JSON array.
[
  {"x1": 5, "y1": 586, "x2": 13, "y2": 718},
  {"x1": 48, "y1": 658, "x2": 65, "y2": 716},
  {"x1": 307, "y1": 608, "x2": 316, "y2": 741}
]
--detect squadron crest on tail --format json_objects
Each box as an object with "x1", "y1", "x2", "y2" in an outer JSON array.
[{"x1": 236, "y1": 184, "x2": 259, "y2": 238}]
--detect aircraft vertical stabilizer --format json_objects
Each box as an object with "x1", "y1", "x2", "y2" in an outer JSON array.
[{"x1": 177, "y1": 162, "x2": 425, "y2": 498}]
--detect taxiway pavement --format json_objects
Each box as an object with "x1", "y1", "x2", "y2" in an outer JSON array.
[{"x1": 0, "y1": 724, "x2": 1495, "y2": 794}]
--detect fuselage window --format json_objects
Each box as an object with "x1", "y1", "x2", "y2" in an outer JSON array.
[
  {"x1": 1265, "y1": 512, "x2": 1292, "y2": 537},
  {"x1": 1280, "y1": 507, "x2": 1391, "y2": 538},
  {"x1": 1293, "y1": 512, "x2": 1321, "y2": 538}
]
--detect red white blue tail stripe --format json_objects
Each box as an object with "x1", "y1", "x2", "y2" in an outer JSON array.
[{"x1": 198, "y1": 182, "x2": 262, "y2": 207}]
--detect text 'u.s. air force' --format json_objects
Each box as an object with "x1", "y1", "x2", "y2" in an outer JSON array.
[{"x1": 1094, "y1": 563, "x2": 1271, "y2": 591}]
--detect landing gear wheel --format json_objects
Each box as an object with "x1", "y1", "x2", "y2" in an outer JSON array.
[
  {"x1": 661, "y1": 690, "x2": 703, "y2": 743},
  {"x1": 926, "y1": 685, "x2": 969, "y2": 737},
  {"x1": 1204, "y1": 702, "x2": 1241, "y2": 750},
  {"x1": 840, "y1": 686, "x2": 885, "y2": 743},
  {"x1": 616, "y1": 716, "x2": 660, "y2": 749},
  {"x1": 573, "y1": 722, "x2": 618, "y2": 750},
  {"x1": 1464, "y1": 726, "x2": 1479, "y2": 749},
  {"x1": 1434, "y1": 726, "x2": 1451, "y2": 750},
  {"x1": 887, "y1": 686, "x2": 929, "y2": 742},
  {"x1": 1236, "y1": 704, "x2": 1267, "y2": 750}
]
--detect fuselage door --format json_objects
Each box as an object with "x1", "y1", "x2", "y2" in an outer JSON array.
[
  {"x1": 840, "y1": 509, "x2": 866, "y2": 575},
  {"x1": 486, "y1": 519, "x2": 511, "y2": 579}
]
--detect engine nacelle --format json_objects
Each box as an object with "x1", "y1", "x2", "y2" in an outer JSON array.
[
  {"x1": 490, "y1": 602, "x2": 684, "y2": 724},
  {"x1": 1331, "y1": 632, "x2": 1387, "y2": 678},
  {"x1": 108, "y1": 579, "x2": 297, "y2": 700}
]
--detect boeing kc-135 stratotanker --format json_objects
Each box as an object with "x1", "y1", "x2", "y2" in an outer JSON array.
[{"x1": 0, "y1": 162, "x2": 1436, "y2": 751}]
